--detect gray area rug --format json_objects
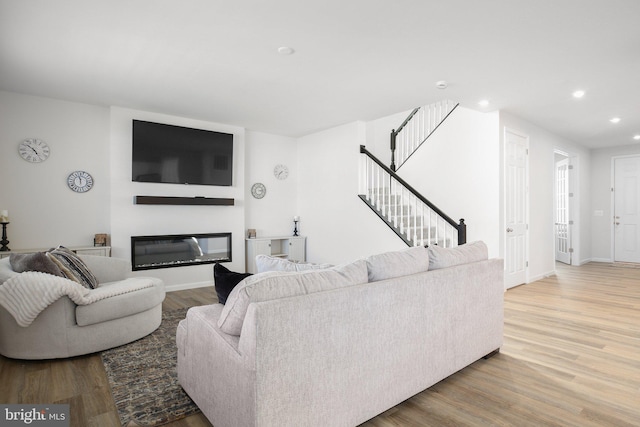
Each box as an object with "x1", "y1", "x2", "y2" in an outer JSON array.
[{"x1": 101, "y1": 308, "x2": 200, "y2": 426}]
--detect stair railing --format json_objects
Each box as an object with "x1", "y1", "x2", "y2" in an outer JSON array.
[
  {"x1": 359, "y1": 145, "x2": 466, "y2": 248},
  {"x1": 390, "y1": 100, "x2": 459, "y2": 171}
]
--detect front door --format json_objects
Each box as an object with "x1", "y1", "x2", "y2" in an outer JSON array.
[
  {"x1": 614, "y1": 156, "x2": 640, "y2": 263},
  {"x1": 504, "y1": 129, "x2": 529, "y2": 289}
]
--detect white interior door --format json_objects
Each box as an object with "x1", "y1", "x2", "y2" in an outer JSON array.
[
  {"x1": 555, "y1": 158, "x2": 571, "y2": 264},
  {"x1": 504, "y1": 129, "x2": 529, "y2": 289},
  {"x1": 614, "y1": 156, "x2": 640, "y2": 263}
]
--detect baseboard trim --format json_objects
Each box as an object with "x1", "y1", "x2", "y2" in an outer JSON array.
[
  {"x1": 529, "y1": 270, "x2": 556, "y2": 283},
  {"x1": 590, "y1": 257, "x2": 612, "y2": 263},
  {"x1": 166, "y1": 281, "x2": 214, "y2": 293}
]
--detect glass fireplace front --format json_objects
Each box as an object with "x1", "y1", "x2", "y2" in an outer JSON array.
[{"x1": 131, "y1": 232, "x2": 231, "y2": 271}]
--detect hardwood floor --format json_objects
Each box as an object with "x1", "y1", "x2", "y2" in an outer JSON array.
[{"x1": 1, "y1": 262, "x2": 638, "y2": 426}]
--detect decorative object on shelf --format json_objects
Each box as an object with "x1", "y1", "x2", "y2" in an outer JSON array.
[
  {"x1": 67, "y1": 170, "x2": 94, "y2": 193},
  {"x1": 94, "y1": 233, "x2": 109, "y2": 247},
  {"x1": 0, "y1": 222, "x2": 10, "y2": 252},
  {"x1": 0, "y1": 210, "x2": 8, "y2": 223},
  {"x1": 293, "y1": 216, "x2": 299, "y2": 236},
  {"x1": 273, "y1": 164, "x2": 289, "y2": 180},
  {"x1": 247, "y1": 229, "x2": 256, "y2": 239},
  {"x1": 18, "y1": 138, "x2": 50, "y2": 163},
  {"x1": 251, "y1": 182, "x2": 266, "y2": 199}
]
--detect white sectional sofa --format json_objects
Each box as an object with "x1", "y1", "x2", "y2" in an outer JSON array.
[{"x1": 177, "y1": 242, "x2": 503, "y2": 427}]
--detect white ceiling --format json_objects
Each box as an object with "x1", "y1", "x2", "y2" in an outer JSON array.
[{"x1": 1, "y1": 0, "x2": 639, "y2": 149}]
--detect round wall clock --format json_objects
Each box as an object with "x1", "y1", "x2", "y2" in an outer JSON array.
[
  {"x1": 67, "y1": 171, "x2": 94, "y2": 193},
  {"x1": 251, "y1": 182, "x2": 266, "y2": 199},
  {"x1": 19, "y1": 138, "x2": 50, "y2": 163},
  {"x1": 273, "y1": 164, "x2": 289, "y2": 180}
]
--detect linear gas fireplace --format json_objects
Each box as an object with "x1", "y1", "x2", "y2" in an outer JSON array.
[{"x1": 131, "y1": 233, "x2": 231, "y2": 271}]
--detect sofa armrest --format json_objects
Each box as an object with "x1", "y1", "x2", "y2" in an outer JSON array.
[
  {"x1": 177, "y1": 304, "x2": 256, "y2": 427},
  {"x1": 79, "y1": 255, "x2": 131, "y2": 283},
  {"x1": 0, "y1": 258, "x2": 17, "y2": 285}
]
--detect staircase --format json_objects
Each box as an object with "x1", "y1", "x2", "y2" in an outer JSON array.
[
  {"x1": 390, "y1": 100, "x2": 458, "y2": 171},
  {"x1": 359, "y1": 101, "x2": 465, "y2": 248}
]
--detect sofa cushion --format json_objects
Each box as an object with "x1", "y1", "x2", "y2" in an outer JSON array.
[
  {"x1": 365, "y1": 246, "x2": 429, "y2": 282},
  {"x1": 75, "y1": 277, "x2": 165, "y2": 326},
  {"x1": 214, "y1": 263, "x2": 251, "y2": 304},
  {"x1": 218, "y1": 259, "x2": 368, "y2": 336},
  {"x1": 9, "y1": 252, "x2": 64, "y2": 277},
  {"x1": 47, "y1": 246, "x2": 99, "y2": 289},
  {"x1": 428, "y1": 241, "x2": 488, "y2": 270},
  {"x1": 255, "y1": 255, "x2": 333, "y2": 273}
]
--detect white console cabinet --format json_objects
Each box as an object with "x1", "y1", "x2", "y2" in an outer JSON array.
[
  {"x1": 245, "y1": 236, "x2": 306, "y2": 274},
  {"x1": 0, "y1": 246, "x2": 111, "y2": 259}
]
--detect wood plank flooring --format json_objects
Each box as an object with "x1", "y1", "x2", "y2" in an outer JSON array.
[{"x1": 1, "y1": 262, "x2": 638, "y2": 426}]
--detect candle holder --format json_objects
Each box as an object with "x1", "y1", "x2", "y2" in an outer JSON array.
[
  {"x1": 293, "y1": 220, "x2": 299, "y2": 237},
  {"x1": 0, "y1": 222, "x2": 10, "y2": 252}
]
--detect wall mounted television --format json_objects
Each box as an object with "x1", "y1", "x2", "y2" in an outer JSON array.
[{"x1": 132, "y1": 120, "x2": 233, "y2": 186}]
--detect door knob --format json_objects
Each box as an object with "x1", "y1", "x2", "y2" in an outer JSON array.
[{"x1": 506, "y1": 228, "x2": 513, "y2": 232}]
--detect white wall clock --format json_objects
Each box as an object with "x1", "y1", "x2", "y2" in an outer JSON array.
[
  {"x1": 251, "y1": 182, "x2": 266, "y2": 199},
  {"x1": 19, "y1": 138, "x2": 50, "y2": 163},
  {"x1": 67, "y1": 171, "x2": 94, "y2": 193},
  {"x1": 273, "y1": 164, "x2": 289, "y2": 180}
]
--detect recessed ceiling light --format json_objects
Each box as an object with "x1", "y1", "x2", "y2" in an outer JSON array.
[
  {"x1": 435, "y1": 80, "x2": 448, "y2": 89},
  {"x1": 634, "y1": 135, "x2": 640, "y2": 141},
  {"x1": 478, "y1": 99, "x2": 490, "y2": 107},
  {"x1": 572, "y1": 90, "x2": 585, "y2": 98},
  {"x1": 610, "y1": 117, "x2": 621, "y2": 124},
  {"x1": 277, "y1": 46, "x2": 295, "y2": 55}
]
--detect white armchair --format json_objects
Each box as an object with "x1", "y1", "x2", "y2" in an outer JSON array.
[{"x1": 0, "y1": 255, "x2": 165, "y2": 360}]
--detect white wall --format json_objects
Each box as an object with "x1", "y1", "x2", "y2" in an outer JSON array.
[
  {"x1": 0, "y1": 91, "x2": 110, "y2": 249},
  {"x1": 297, "y1": 122, "x2": 405, "y2": 265},
  {"x1": 109, "y1": 107, "x2": 246, "y2": 288},
  {"x1": 590, "y1": 144, "x2": 640, "y2": 262},
  {"x1": 499, "y1": 112, "x2": 591, "y2": 280},
  {"x1": 392, "y1": 107, "x2": 501, "y2": 257},
  {"x1": 244, "y1": 131, "x2": 298, "y2": 237},
  {"x1": 0, "y1": 91, "x2": 304, "y2": 290},
  {"x1": 297, "y1": 107, "x2": 501, "y2": 266}
]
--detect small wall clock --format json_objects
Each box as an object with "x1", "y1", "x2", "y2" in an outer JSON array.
[
  {"x1": 19, "y1": 138, "x2": 50, "y2": 163},
  {"x1": 67, "y1": 171, "x2": 94, "y2": 193},
  {"x1": 251, "y1": 182, "x2": 266, "y2": 199},
  {"x1": 273, "y1": 164, "x2": 289, "y2": 180}
]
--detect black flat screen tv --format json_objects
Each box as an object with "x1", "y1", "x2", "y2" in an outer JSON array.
[{"x1": 132, "y1": 120, "x2": 233, "y2": 186}]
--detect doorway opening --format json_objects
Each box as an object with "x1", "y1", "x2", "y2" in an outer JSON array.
[{"x1": 554, "y1": 150, "x2": 571, "y2": 265}]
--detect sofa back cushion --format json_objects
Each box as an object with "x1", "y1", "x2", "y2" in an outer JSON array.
[
  {"x1": 255, "y1": 255, "x2": 333, "y2": 273},
  {"x1": 365, "y1": 246, "x2": 429, "y2": 282},
  {"x1": 428, "y1": 241, "x2": 488, "y2": 270},
  {"x1": 218, "y1": 259, "x2": 368, "y2": 336}
]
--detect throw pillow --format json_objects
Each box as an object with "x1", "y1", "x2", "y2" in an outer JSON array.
[
  {"x1": 9, "y1": 252, "x2": 64, "y2": 277},
  {"x1": 218, "y1": 259, "x2": 369, "y2": 336},
  {"x1": 47, "y1": 246, "x2": 99, "y2": 289},
  {"x1": 255, "y1": 254, "x2": 333, "y2": 273},
  {"x1": 428, "y1": 241, "x2": 488, "y2": 270},
  {"x1": 365, "y1": 246, "x2": 429, "y2": 282},
  {"x1": 214, "y1": 263, "x2": 251, "y2": 304}
]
